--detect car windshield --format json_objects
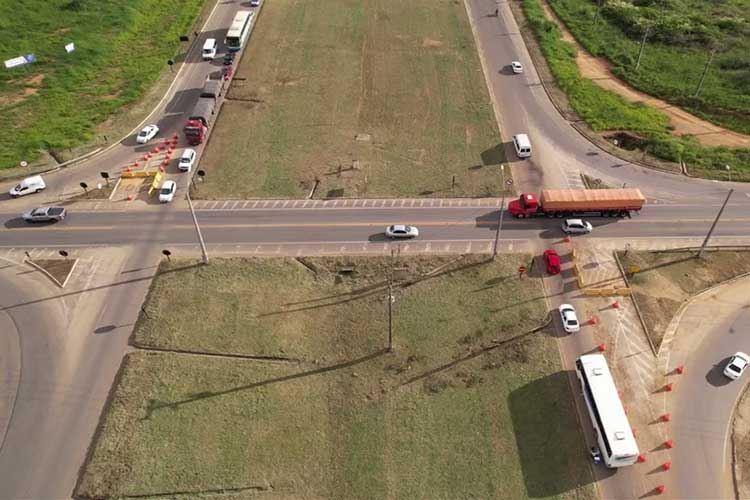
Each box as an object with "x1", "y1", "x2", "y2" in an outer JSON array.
[
  {"x1": 729, "y1": 363, "x2": 742, "y2": 373},
  {"x1": 31, "y1": 208, "x2": 45, "y2": 215},
  {"x1": 160, "y1": 187, "x2": 171, "y2": 195}
]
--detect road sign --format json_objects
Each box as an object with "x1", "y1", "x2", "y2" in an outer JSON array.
[
  {"x1": 64, "y1": 43, "x2": 75, "y2": 53},
  {"x1": 628, "y1": 265, "x2": 641, "y2": 274},
  {"x1": 4, "y1": 56, "x2": 27, "y2": 69},
  {"x1": 505, "y1": 179, "x2": 513, "y2": 186},
  {"x1": 24, "y1": 54, "x2": 37, "y2": 64},
  {"x1": 518, "y1": 265, "x2": 527, "y2": 274}
]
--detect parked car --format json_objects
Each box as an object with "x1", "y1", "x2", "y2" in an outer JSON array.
[
  {"x1": 724, "y1": 352, "x2": 750, "y2": 380},
  {"x1": 543, "y1": 249, "x2": 561, "y2": 275},
  {"x1": 558, "y1": 304, "x2": 580, "y2": 333},
  {"x1": 511, "y1": 61, "x2": 523, "y2": 74},
  {"x1": 9, "y1": 175, "x2": 46, "y2": 197},
  {"x1": 385, "y1": 225, "x2": 419, "y2": 239},
  {"x1": 223, "y1": 52, "x2": 235, "y2": 66},
  {"x1": 178, "y1": 148, "x2": 197, "y2": 172},
  {"x1": 22, "y1": 206, "x2": 66, "y2": 222},
  {"x1": 250, "y1": 0, "x2": 261, "y2": 6},
  {"x1": 562, "y1": 219, "x2": 593, "y2": 234},
  {"x1": 159, "y1": 180, "x2": 176, "y2": 203},
  {"x1": 136, "y1": 124, "x2": 159, "y2": 144}
]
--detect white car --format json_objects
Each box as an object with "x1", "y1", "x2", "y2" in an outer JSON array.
[
  {"x1": 178, "y1": 148, "x2": 197, "y2": 172},
  {"x1": 511, "y1": 61, "x2": 523, "y2": 74},
  {"x1": 559, "y1": 304, "x2": 580, "y2": 334},
  {"x1": 385, "y1": 225, "x2": 419, "y2": 239},
  {"x1": 250, "y1": 0, "x2": 261, "y2": 5},
  {"x1": 159, "y1": 180, "x2": 176, "y2": 203},
  {"x1": 562, "y1": 219, "x2": 593, "y2": 234},
  {"x1": 724, "y1": 352, "x2": 750, "y2": 380},
  {"x1": 136, "y1": 124, "x2": 159, "y2": 144}
]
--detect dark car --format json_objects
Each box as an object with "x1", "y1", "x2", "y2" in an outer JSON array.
[
  {"x1": 543, "y1": 249, "x2": 561, "y2": 275},
  {"x1": 223, "y1": 53, "x2": 235, "y2": 66}
]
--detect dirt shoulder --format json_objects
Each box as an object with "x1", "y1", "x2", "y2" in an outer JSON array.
[
  {"x1": 734, "y1": 388, "x2": 750, "y2": 500},
  {"x1": 540, "y1": 1, "x2": 750, "y2": 149}
]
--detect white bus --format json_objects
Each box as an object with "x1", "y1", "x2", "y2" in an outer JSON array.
[
  {"x1": 225, "y1": 11, "x2": 254, "y2": 53},
  {"x1": 575, "y1": 354, "x2": 639, "y2": 467}
]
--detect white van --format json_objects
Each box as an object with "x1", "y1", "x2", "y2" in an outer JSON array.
[
  {"x1": 9, "y1": 175, "x2": 46, "y2": 197},
  {"x1": 178, "y1": 148, "x2": 197, "y2": 172},
  {"x1": 202, "y1": 38, "x2": 217, "y2": 60},
  {"x1": 513, "y1": 134, "x2": 532, "y2": 159}
]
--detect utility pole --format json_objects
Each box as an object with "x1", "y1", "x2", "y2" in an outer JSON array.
[
  {"x1": 387, "y1": 249, "x2": 395, "y2": 352},
  {"x1": 698, "y1": 189, "x2": 733, "y2": 259},
  {"x1": 592, "y1": 0, "x2": 603, "y2": 25},
  {"x1": 634, "y1": 25, "x2": 651, "y2": 72},
  {"x1": 186, "y1": 191, "x2": 209, "y2": 264},
  {"x1": 493, "y1": 165, "x2": 506, "y2": 259},
  {"x1": 694, "y1": 47, "x2": 717, "y2": 98}
]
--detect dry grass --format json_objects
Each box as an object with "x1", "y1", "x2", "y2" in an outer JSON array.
[
  {"x1": 197, "y1": 0, "x2": 503, "y2": 199},
  {"x1": 77, "y1": 256, "x2": 595, "y2": 500},
  {"x1": 619, "y1": 250, "x2": 750, "y2": 349}
]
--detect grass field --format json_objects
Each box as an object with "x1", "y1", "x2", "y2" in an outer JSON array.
[
  {"x1": 521, "y1": 0, "x2": 750, "y2": 181},
  {"x1": 77, "y1": 256, "x2": 596, "y2": 499},
  {"x1": 197, "y1": 0, "x2": 503, "y2": 199},
  {"x1": 0, "y1": 0, "x2": 204, "y2": 170},
  {"x1": 547, "y1": 0, "x2": 750, "y2": 135},
  {"x1": 620, "y1": 249, "x2": 750, "y2": 349}
]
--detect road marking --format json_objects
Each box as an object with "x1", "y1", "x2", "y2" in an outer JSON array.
[{"x1": 1, "y1": 225, "x2": 115, "y2": 232}]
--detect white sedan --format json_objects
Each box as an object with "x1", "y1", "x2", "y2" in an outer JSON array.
[
  {"x1": 159, "y1": 180, "x2": 176, "y2": 203},
  {"x1": 562, "y1": 219, "x2": 593, "y2": 234},
  {"x1": 559, "y1": 304, "x2": 580, "y2": 333},
  {"x1": 385, "y1": 225, "x2": 419, "y2": 239},
  {"x1": 724, "y1": 352, "x2": 750, "y2": 380},
  {"x1": 136, "y1": 124, "x2": 160, "y2": 144},
  {"x1": 511, "y1": 61, "x2": 523, "y2": 74}
]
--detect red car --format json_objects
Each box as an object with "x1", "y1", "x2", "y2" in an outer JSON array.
[{"x1": 543, "y1": 249, "x2": 561, "y2": 275}]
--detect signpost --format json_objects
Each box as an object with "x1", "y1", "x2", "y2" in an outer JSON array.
[{"x1": 518, "y1": 265, "x2": 527, "y2": 278}]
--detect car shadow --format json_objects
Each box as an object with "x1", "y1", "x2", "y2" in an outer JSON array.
[
  {"x1": 706, "y1": 358, "x2": 733, "y2": 387},
  {"x1": 3, "y1": 217, "x2": 62, "y2": 228},
  {"x1": 368, "y1": 233, "x2": 391, "y2": 243}
]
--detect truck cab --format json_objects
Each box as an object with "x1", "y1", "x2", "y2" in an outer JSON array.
[{"x1": 508, "y1": 193, "x2": 540, "y2": 218}]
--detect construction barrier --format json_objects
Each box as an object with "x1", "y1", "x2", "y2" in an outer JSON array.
[
  {"x1": 148, "y1": 171, "x2": 164, "y2": 195},
  {"x1": 121, "y1": 170, "x2": 159, "y2": 178},
  {"x1": 581, "y1": 287, "x2": 632, "y2": 297}
]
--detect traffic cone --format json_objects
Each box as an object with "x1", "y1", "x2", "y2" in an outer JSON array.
[
  {"x1": 589, "y1": 317, "x2": 598, "y2": 325},
  {"x1": 597, "y1": 343, "x2": 607, "y2": 352},
  {"x1": 661, "y1": 413, "x2": 671, "y2": 422},
  {"x1": 665, "y1": 439, "x2": 674, "y2": 448},
  {"x1": 662, "y1": 461, "x2": 672, "y2": 471},
  {"x1": 656, "y1": 485, "x2": 665, "y2": 494},
  {"x1": 665, "y1": 383, "x2": 674, "y2": 392},
  {"x1": 637, "y1": 453, "x2": 646, "y2": 463},
  {"x1": 612, "y1": 301, "x2": 620, "y2": 309},
  {"x1": 676, "y1": 365, "x2": 685, "y2": 375},
  {"x1": 134, "y1": 161, "x2": 140, "y2": 167},
  {"x1": 633, "y1": 428, "x2": 637, "y2": 437},
  {"x1": 127, "y1": 194, "x2": 134, "y2": 201},
  {"x1": 565, "y1": 235, "x2": 571, "y2": 243},
  {"x1": 159, "y1": 166, "x2": 165, "y2": 173}
]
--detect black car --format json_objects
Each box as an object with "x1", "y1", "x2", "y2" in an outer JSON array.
[{"x1": 223, "y1": 53, "x2": 235, "y2": 66}]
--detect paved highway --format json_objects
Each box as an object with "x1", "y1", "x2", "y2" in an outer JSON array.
[
  {"x1": 662, "y1": 280, "x2": 750, "y2": 499},
  {"x1": 2, "y1": 203, "x2": 750, "y2": 249}
]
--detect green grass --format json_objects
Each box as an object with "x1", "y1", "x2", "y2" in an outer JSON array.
[
  {"x1": 0, "y1": 0, "x2": 204, "y2": 170},
  {"x1": 77, "y1": 256, "x2": 596, "y2": 499},
  {"x1": 197, "y1": 0, "x2": 503, "y2": 199},
  {"x1": 522, "y1": 0, "x2": 750, "y2": 181},
  {"x1": 547, "y1": 0, "x2": 750, "y2": 135},
  {"x1": 619, "y1": 250, "x2": 750, "y2": 348}
]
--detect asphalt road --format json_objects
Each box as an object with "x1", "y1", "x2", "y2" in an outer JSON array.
[
  {"x1": 665, "y1": 281, "x2": 750, "y2": 499},
  {"x1": 1, "y1": 203, "x2": 750, "y2": 249}
]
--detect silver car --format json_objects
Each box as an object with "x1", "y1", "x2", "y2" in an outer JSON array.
[
  {"x1": 562, "y1": 219, "x2": 593, "y2": 234},
  {"x1": 559, "y1": 304, "x2": 580, "y2": 333},
  {"x1": 23, "y1": 207, "x2": 66, "y2": 222},
  {"x1": 385, "y1": 225, "x2": 419, "y2": 239},
  {"x1": 136, "y1": 124, "x2": 159, "y2": 144}
]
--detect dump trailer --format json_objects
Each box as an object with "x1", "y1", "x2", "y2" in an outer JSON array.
[
  {"x1": 184, "y1": 98, "x2": 216, "y2": 145},
  {"x1": 508, "y1": 188, "x2": 645, "y2": 218},
  {"x1": 200, "y1": 78, "x2": 224, "y2": 100}
]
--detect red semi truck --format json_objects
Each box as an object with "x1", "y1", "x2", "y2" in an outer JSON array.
[
  {"x1": 508, "y1": 188, "x2": 645, "y2": 218},
  {"x1": 184, "y1": 98, "x2": 215, "y2": 145}
]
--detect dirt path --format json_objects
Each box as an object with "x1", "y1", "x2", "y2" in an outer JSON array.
[{"x1": 540, "y1": 1, "x2": 750, "y2": 149}]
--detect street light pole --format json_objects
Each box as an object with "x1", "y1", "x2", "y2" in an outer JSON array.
[
  {"x1": 493, "y1": 165, "x2": 506, "y2": 259},
  {"x1": 698, "y1": 189, "x2": 733, "y2": 259},
  {"x1": 186, "y1": 191, "x2": 209, "y2": 264},
  {"x1": 387, "y1": 248, "x2": 395, "y2": 352}
]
